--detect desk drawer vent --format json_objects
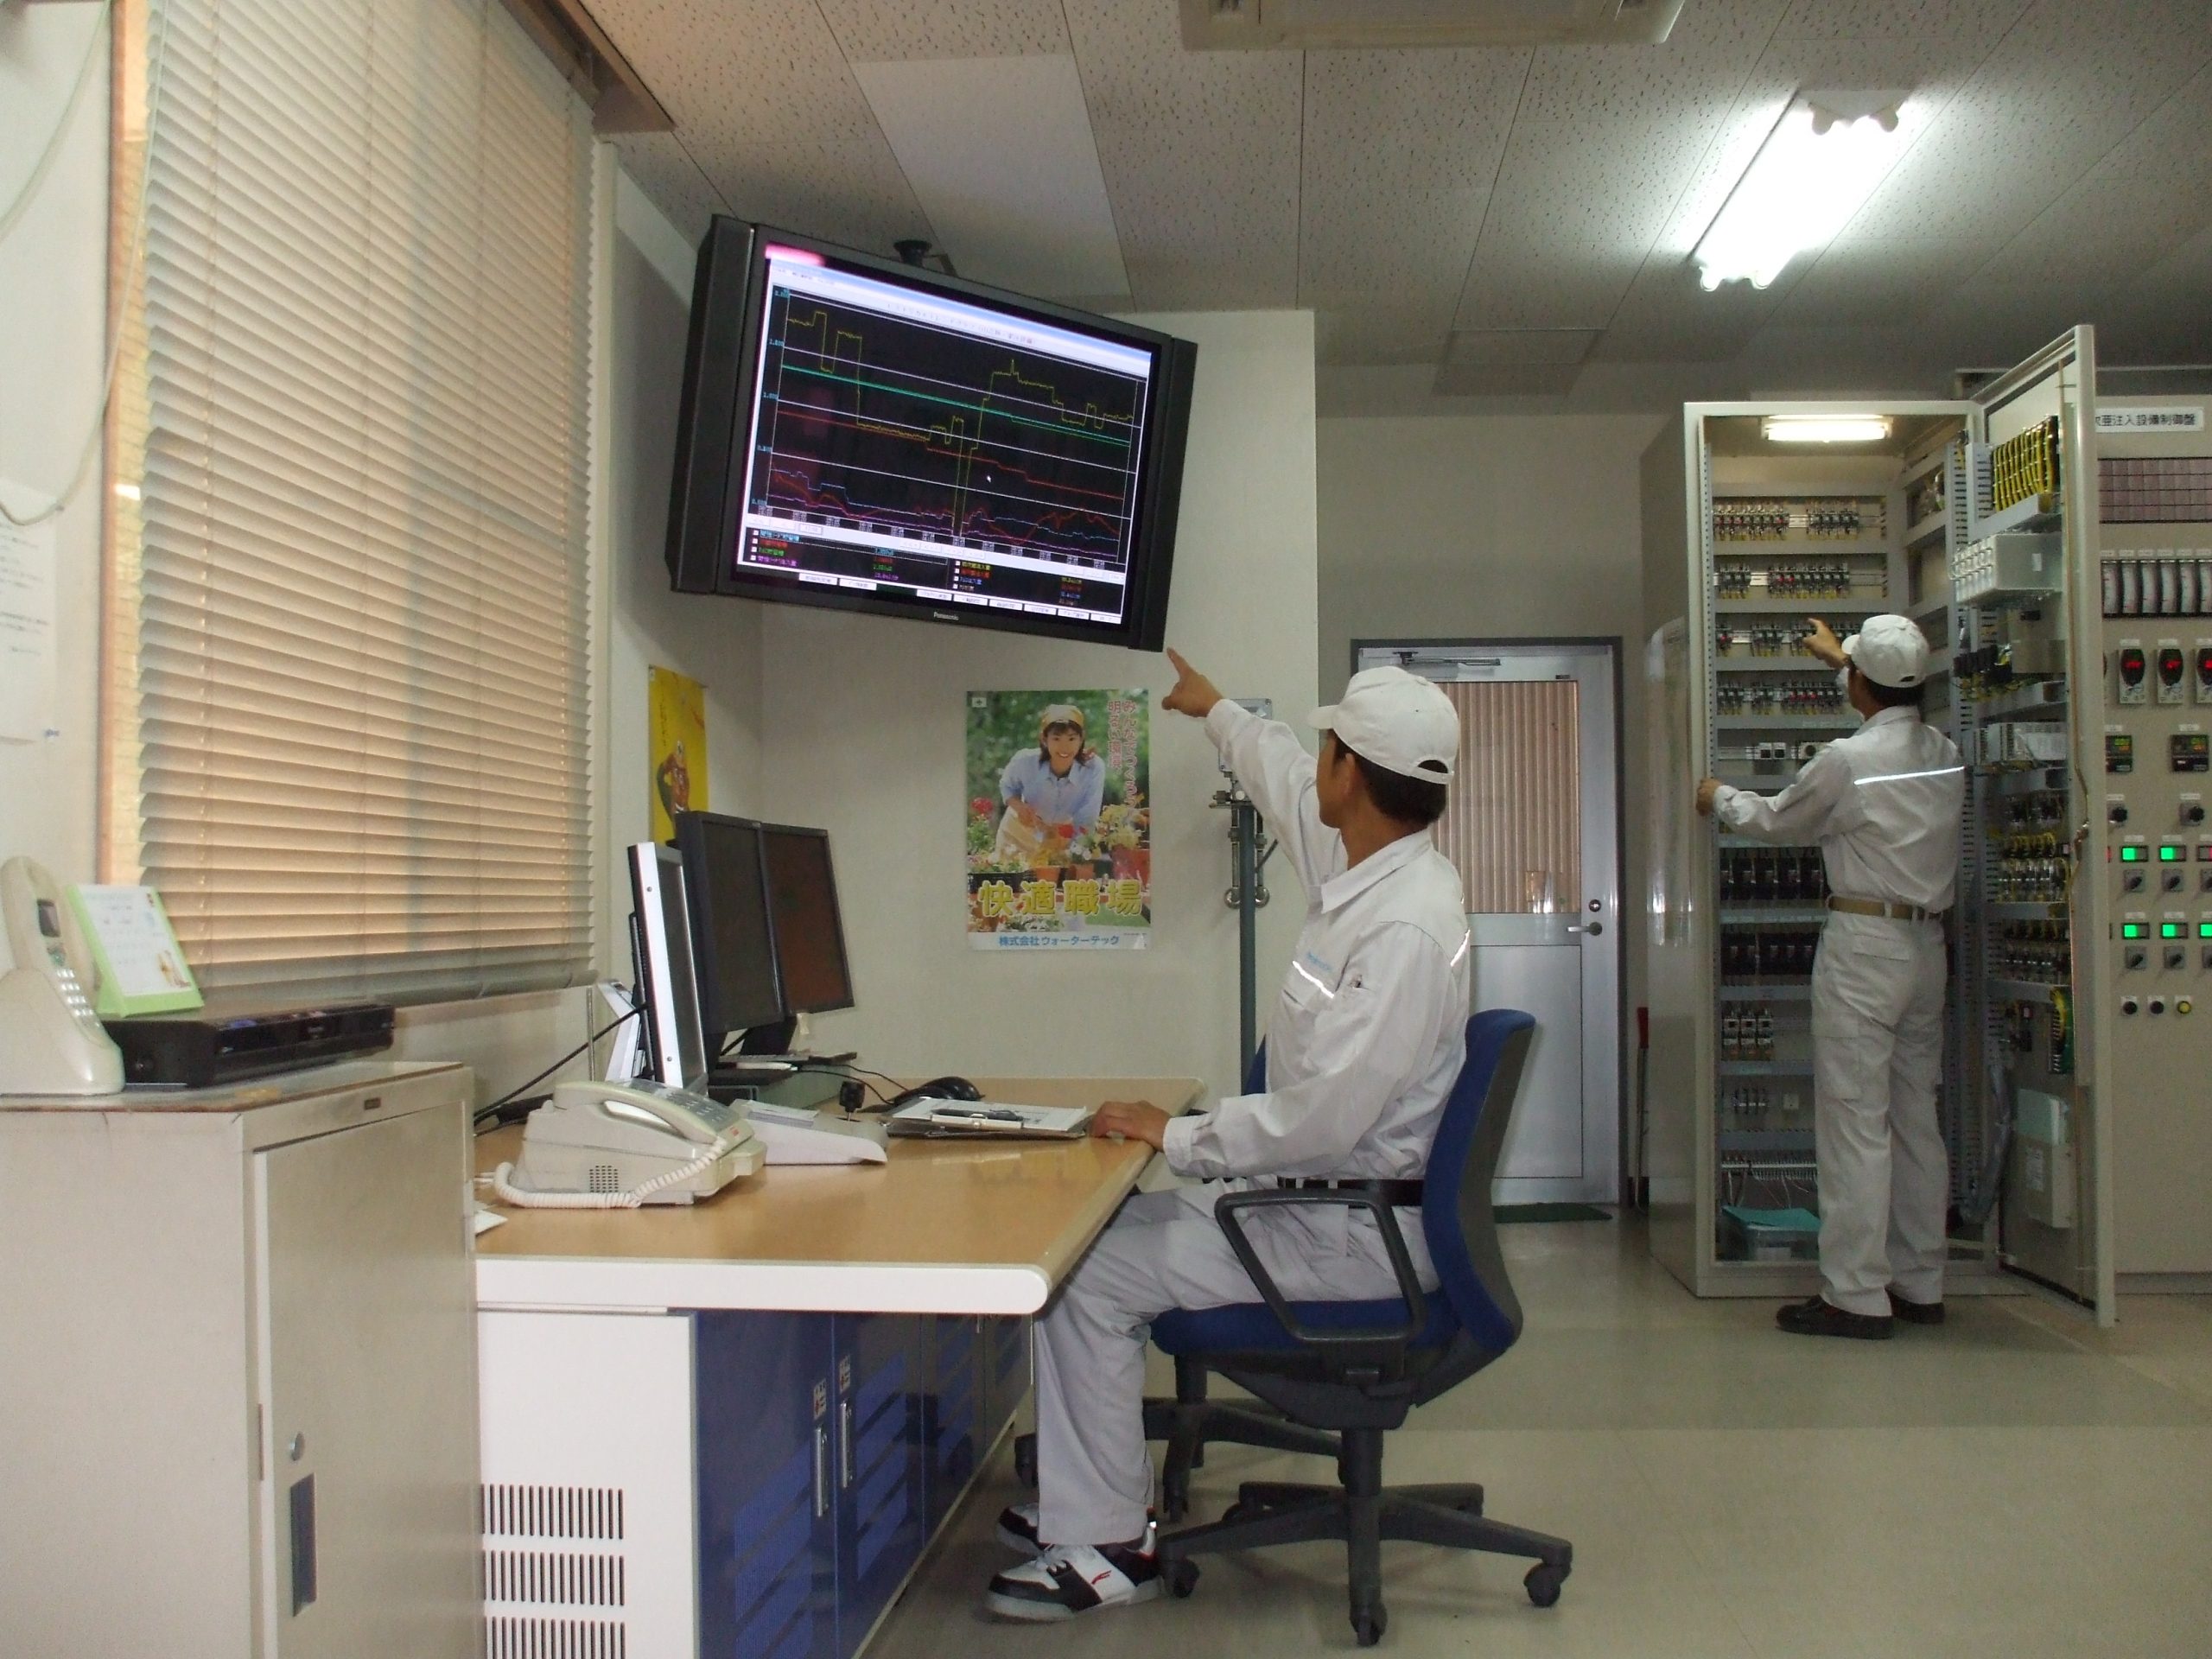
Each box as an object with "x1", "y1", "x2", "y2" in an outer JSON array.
[
  {"x1": 483, "y1": 1547, "x2": 626, "y2": 1607},
  {"x1": 481, "y1": 1482, "x2": 626, "y2": 1541},
  {"x1": 485, "y1": 1615, "x2": 626, "y2": 1658}
]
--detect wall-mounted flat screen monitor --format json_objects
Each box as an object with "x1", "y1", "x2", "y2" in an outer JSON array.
[{"x1": 664, "y1": 219, "x2": 1197, "y2": 651}]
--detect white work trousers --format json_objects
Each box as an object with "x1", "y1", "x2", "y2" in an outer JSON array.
[
  {"x1": 1810, "y1": 911, "x2": 1949, "y2": 1316},
  {"x1": 1033, "y1": 1183, "x2": 1435, "y2": 1547}
]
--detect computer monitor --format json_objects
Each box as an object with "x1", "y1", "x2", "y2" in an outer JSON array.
[
  {"x1": 671, "y1": 811, "x2": 785, "y2": 1050},
  {"x1": 758, "y1": 823, "x2": 855, "y2": 1015},
  {"x1": 627, "y1": 842, "x2": 709, "y2": 1090}
]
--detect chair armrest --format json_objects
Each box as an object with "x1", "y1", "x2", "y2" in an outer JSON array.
[{"x1": 1212, "y1": 1189, "x2": 1428, "y2": 1350}]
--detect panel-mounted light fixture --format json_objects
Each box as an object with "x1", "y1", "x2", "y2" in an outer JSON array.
[
  {"x1": 1761, "y1": 416, "x2": 1894, "y2": 445},
  {"x1": 1694, "y1": 93, "x2": 1910, "y2": 292}
]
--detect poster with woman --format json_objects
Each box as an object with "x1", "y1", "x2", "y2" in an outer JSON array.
[{"x1": 966, "y1": 690, "x2": 1150, "y2": 950}]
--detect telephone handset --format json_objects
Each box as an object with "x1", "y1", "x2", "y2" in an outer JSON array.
[
  {"x1": 492, "y1": 1077, "x2": 764, "y2": 1208},
  {"x1": 0, "y1": 857, "x2": 124, "y2": 1096}
]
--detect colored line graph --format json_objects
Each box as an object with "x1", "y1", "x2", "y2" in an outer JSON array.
[{"x1": 752, "y1": 294, "x2": 1149, "y2": 568}]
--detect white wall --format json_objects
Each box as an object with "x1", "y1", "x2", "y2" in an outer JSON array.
[
  {"x1": 1315, "y1": 412, "x2": 1664, "y2": 1069},
  {"x1": 0, "y1": 4, "x2": 108, "y2": 881},
  {"x1": 754, "y1": 311, "x2": 1319, "y2": 1102}
]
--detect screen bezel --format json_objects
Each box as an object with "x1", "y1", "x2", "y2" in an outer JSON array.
[
  {"x1": 755, "y1": 821, "x2": 856, "y2": 1016},
  {"x1": 628, "y1": 842, "x2": 709, "y2": 1090},
  {"x1": 671, "y1": 810, "x2": 787, "y2": 1042},
  {"x1": 692, "y1": 220, "x2": 1193, "y2": 651}
]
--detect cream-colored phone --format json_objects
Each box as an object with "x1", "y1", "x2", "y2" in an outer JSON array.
[
  {"x1": 491, "y1": 1077, "x2": 764, "y2": 1208},
  {"x1": 0, "y1": 857, "x2": 124, "y2": 1096}
]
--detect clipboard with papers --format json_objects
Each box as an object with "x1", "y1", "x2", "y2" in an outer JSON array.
[{"x1": 885, "y1": 1097, "x2": 1095, "y2": 1140}]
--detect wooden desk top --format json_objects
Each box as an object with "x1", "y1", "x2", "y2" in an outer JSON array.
[{"x1": 474, "y1": 1075, "x2": 1205, "y2": 1317}]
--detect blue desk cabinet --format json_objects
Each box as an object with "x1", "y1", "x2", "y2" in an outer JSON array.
[
  {"x1": 981, "y1": 1317, "x2": 1031, "y2": 1442},
  {"x1": 922, "y1": 1317, "x2": 982, "y2": 1531},
  {"x1": 834, "y1": 1316, "x2": 926, "y2": 1656},
  {"x1": 696, "y1": 1313, "x2": 839, "y2": 1659}
]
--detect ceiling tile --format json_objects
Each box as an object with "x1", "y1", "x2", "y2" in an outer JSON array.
[
  {"x1": 588, "y1": 0, "x2": 928, "y2": 257},
  {"x1": 1300, "y1": 48, "x2": 1526, "y2": 363},
  {"x1": 850, "y1": 55, "x2": 1129, "y2": 297},
  {"x1": 816, "y1": 0, "x2": 1070, "y2": 61},
  {"x1": 608, "y1": 130, "x2": 729, "y2": 246},
  {"x1": 1431, "y1": 360, "x2": 1584, "y2": 397},
  {"x1": 1450, "y1": 0, "x2": 1792, "y2": 331},
  {"x1": 1780, "y1": 0, "x2": 2212, "y2": 327},
  {"x1": 1772, "y1": 0, "x2": 2034, "y2": 41},
  {"x1": 1061, "y1": 0, "x2": 1302, "y2": 309},
  {"x1": 1445, "y1": 328, "x2": 1599, "y2": 365}
]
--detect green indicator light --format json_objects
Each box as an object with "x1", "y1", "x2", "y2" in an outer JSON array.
[
  {"x1": 2200, "y1": 923, "x2": 2212, "y2": 939},
  {"x1": 2121, "y1": 846, "x2": 2145, "y2": 861},
  {"x1": 2164, "y1": 923, "x2": 2184, "y2": 940},
  {"x1": 2162, "y1": 845, "x2": 2183, "y2": 862},
  {"x1": 2122, "y1": 923, "x2": 2146, "y2": 939}
]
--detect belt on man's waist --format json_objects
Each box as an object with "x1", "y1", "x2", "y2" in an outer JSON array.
[
  {"x1": 1276, "y1": 1177, "x2": 1425, "y2": 1207},
  {"x1": 1827, "y1": 894, "x2": 1944, "y2": 923}
]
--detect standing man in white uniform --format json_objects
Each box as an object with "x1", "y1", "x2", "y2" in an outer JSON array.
[
  {"x1": 985, "y1": 652, "x2": 1471, "y2": 1621},
  {"x1": 1697, "y1": 614, "x2": 1964, "y2": 1341}
]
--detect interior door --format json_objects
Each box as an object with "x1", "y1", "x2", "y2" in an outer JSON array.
[{"x1": 1357, "y1": 640, "x2": 1624, "y2": 1205}]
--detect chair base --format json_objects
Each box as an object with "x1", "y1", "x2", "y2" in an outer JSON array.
[
  {"x1": 1141, "y1": 1353, "x2": 1340, "y2": 1521},
  {"x1": 1156, "y1": 1432, "x2": 1572, "y2": 1646}
]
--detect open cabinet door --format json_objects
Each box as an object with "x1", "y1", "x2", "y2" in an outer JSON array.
[{"x1": 1967, "y1": 327, "x2": 2117, "y2": 1325}]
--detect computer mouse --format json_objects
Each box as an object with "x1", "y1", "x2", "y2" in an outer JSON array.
[{"x1": 923, "y1": 1075, "x2": 982, "y2": 1102}]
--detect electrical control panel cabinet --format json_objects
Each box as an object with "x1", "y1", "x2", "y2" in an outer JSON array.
[{"x1": 1640, "y1": 328, "x2": 2142, "y2": 1323}]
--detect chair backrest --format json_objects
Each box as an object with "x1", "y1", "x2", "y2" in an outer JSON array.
[
  {"x1": 1242, "y1": 1009, "x2": 1535, "y2": 1357},
  {"x1": 1420, "y1": 1010, "x2": 1535, "y2": 1357}
]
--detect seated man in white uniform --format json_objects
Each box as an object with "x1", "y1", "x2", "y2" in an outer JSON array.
[{"x1": 986, "y1": 652, "x2": 1471, "y2": 1621}]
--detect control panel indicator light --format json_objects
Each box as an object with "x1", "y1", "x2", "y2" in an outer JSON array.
[
  {"x1": 2198, "y1": 922, "x2": 2212, "y2": 939},
  {"x1": 2161, "y1": 843, "x2": 2185, "y2": 861},
  {"x1": 2161, "y1": 922, "x2": 2184, "y2": 939},
  {"x1": 2120, "y1": 922, "x2": 2146, "y2": 940},
  {"x1": 2120, "y1": 845, "x2": 2145, "y2": 862}
]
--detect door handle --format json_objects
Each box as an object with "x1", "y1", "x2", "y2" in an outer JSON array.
[
  {"x1": 1586, "y1": 922, "x2": 1604, "y2": 936},
  {"x1": 838, "y1": 1399, "x2": 855, "y2": 1489},
  {"x1": 812, "y1": 1425, "x2": 829, "y2": 1518}
]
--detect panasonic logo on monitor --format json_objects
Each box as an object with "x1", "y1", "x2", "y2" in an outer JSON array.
[{"x1": 933, "y1": 611, "x2": 959, "y2": 622}]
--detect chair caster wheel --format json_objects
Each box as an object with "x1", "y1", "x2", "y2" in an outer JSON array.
[
  {"x1": 1351, "y1": 1604, "x2": 1386, "y2": 1646},
  {"x1": 1165, "y1": 1559, "x2": 1199, "y2": 1599},
  {"x1": 1524, "y1": 1561, "x2": 1568, "y2": 1608},
  {"x1": 1014, "y1": 1433, "x2": 1038, "y2": 1491}
]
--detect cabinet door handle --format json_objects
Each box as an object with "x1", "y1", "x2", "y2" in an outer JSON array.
[
  {"x1": 838, "y1": 1399, "x2": 855, "y2": 1489},
  {"x1": 812, "y1": 1426, "x2": 828, "y2": 1518}
]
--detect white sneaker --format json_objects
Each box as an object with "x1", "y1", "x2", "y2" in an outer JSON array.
[
  {"x1": 984, "y1": 1541, "x2": 1163, "y2": 1621},
  {"x1": 995, "y1": 1502, "x2": 1043, "y2": 1554}
]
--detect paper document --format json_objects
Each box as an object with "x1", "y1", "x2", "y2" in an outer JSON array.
[{"x1": 0, "y1": 493, "x2": 58, "y2": 742}]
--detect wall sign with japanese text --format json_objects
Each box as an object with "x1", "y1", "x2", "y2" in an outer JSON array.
[{"x1": 966, "y1": 690, "x2": 1151, "y2": 950}]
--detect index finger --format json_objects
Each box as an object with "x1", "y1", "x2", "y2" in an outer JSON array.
[{"x1": 1165, "y1": 647, "x2": 1191, "y2": 677}]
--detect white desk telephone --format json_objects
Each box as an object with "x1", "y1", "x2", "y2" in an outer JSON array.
[
  {"x1": 0, "y1": 857, "x2": 124, "y2": 1096},
  {"x1": 493, "y1": 1078, "x2": 765, "y2": 1208}
]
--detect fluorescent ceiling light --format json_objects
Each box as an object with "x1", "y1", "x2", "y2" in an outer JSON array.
[
  {"x1": 1694, "y1": 94, "x2": 1909, "y2": 292},
  {"x1": 1762, "y1": 416, "x2": 1892, "y2": 444}
]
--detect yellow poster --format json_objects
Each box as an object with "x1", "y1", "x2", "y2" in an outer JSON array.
[{"x1": 648, "y1": 666, "x2": 705, "y2": 841}]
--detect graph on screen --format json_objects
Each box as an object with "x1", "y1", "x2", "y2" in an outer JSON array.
[{"x1": 734, "y1": 250, "x2": 1157, "y2": 626}]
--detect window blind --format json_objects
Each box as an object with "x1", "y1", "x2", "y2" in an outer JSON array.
[{"x1": 112, "y1": 0, "x2": 596, "y2": 1003}]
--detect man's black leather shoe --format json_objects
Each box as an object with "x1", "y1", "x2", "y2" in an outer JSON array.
[{"x1": 1777, "y1": 1295, "x2": 1893, "y2": 1339}]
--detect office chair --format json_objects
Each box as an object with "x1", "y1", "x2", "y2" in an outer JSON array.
[{"x1": 1141, "y1": 1010, "x2": 1571, "y2": 1646}]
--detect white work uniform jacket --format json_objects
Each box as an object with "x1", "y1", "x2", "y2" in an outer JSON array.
[
  {"x1": 1161, "y1": 700, "x2": 1471, "y2": 1183},
  {"x1": 1709, "y1": 706, "x2": 1964, "y2": 909}
]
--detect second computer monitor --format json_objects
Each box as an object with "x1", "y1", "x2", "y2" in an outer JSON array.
[
  {"x1": 673, "y1": 811, "x2": 785, "y2": 1043},
  {"x1": 759, "y1": 823, "x2": 855, "y2": 1015}
]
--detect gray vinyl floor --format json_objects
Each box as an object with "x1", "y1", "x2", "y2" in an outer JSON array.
[{"x1": 872, "y1": 1216, "x2": 2212, "y2": 1658}]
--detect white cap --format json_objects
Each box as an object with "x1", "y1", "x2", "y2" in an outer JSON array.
[
  {"x1": 1308, "y1": 666, "x2": 1459, "y2": 782},
  {"x1": 1841, "y1": 614, "x2": 1932, "y2": 689}
]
